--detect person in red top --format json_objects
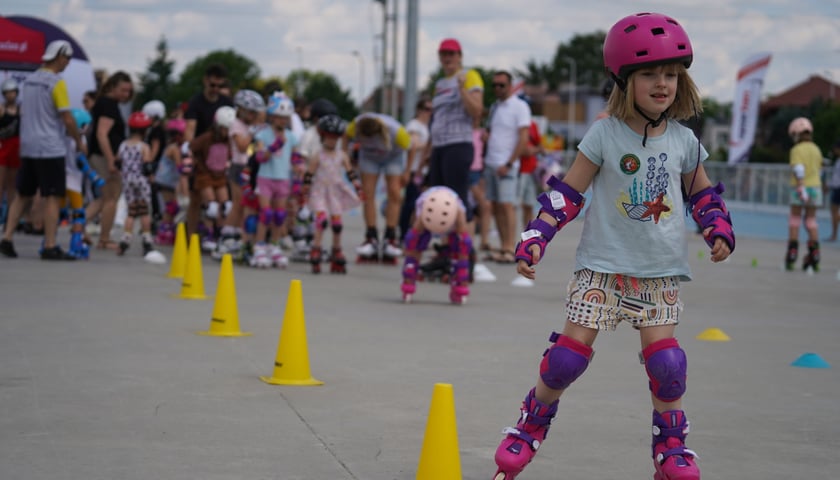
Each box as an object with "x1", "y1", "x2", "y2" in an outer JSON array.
[{"x1": 516, "y1": 114, "x2": 543, "y2": 230}]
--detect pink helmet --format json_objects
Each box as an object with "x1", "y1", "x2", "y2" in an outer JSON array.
[
  {"x1": 603, "y1": 12, "x2": 693, "y2": 89},
  {"x1": 417, "y1": 186, "x2": 461, "y2": 234},
  {"x1": 165, "y1": 118, "x2": 186, "y2": 133},
  {"x1": 788, "y1": 117, "x2": 813, "y2": 137}
]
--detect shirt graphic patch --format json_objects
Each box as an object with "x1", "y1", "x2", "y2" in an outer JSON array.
[{"x1": 615, "y1": 152, "x2": 673, "y2": 224}]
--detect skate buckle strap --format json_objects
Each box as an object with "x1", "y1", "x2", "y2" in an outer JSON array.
[
  {"x1": 501, "y1": 427, "x2": 541, "y2": 451},
  {"x1": 656, "y1": 447, "x2": 698, "y2": 465},
  {"x1": 652, "y1": 422, "x2": 690, "y2": 438}
]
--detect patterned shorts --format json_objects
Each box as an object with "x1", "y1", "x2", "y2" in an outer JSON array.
[{"x1": 566, "y1": 269, "x2": 683, "y2": 331}]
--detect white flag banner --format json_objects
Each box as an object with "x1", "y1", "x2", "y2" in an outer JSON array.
[{"x1": 728, "y1": 53, "x2": 772, "y2": 164}]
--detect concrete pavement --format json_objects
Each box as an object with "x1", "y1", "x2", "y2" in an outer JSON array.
[{"x1": 1, "y1": 214, "x2": 838, "y2": 480}]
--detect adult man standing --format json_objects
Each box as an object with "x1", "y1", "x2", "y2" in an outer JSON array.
[
  {"x1": 183, "y1": 63, "x2": 234, "y2": 240},
  {"x1": 0, "y1": 40, "x2": 85, "y2": 259},
  {"x1": 484, "y1": 71, "x2": 530, "y2": 263}
]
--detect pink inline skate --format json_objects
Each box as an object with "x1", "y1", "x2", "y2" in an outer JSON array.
[
  {"x1": 652, "y1": 410, "x2": 699, "y2": 480},
  {"x1": 493, "y1": 388, "x2": 558, "y2": 479},
  {"x1": 401, "y1": 257, "x2": 418, "y2": 303}
]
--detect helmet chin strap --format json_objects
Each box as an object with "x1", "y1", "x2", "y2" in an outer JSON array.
[{"x1": 634, "y1": 105, "x2": 668, "y2": 147}]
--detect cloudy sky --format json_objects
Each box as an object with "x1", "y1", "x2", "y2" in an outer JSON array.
[{"x1": 5, "y1": 0, "x2": 840, "y2": 104}]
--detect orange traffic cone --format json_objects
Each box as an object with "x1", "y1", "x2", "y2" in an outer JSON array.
[
  {"x1": 198, "y1": 254, "x2": 251, "y2": 337},
  {"x1": 167, "y1": 222, "x2": 187, "y2": 279},
  {"x1": 260, "y1": 279, "x2": 323, "y2": 386},
  {"x1": 416, "y1": 383, "x2": 462, "y2": 480},
  {"x1": 172, "y1": 233, "x2": 208, "y2": 300}
]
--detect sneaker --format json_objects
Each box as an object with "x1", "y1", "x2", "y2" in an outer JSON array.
[
  {"x1": 0, "y1": 239, "x2": 18, "y2": 258},
  {"x1": 40, "y1": 246, "x2": 76, "y2": 261}
]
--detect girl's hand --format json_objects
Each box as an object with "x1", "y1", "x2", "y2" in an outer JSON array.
[
  {"x1": 516, "y1": 245, "x2": 540, "y2": 280},
  {"x1": 707, "y1": 231, "x2": 732, "y2": 263}
]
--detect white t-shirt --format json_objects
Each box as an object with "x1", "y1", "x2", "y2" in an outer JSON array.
[
  {"x1": 299, "y1": 125, "x2": 321, "y2": 161},
  {"x1": 485, "y1": 96, "x2": 531, "y2": 168},
  {"x1": 575, "y1": 116, "x2": 708, "y2": 280},
  {"x1": 229, "y1": 118, "x2": 251, "y2": 166},
  {"x1": 406, "y1": 118, "x2": 429, "y2": 173}
]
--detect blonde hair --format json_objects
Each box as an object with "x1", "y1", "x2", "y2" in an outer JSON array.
[
  {"x1": 606, "y1": 63, "x2": 702, "y2": 121},
  {"x1": 357, "y1": 116, "x2": 391, "y2": 150}
]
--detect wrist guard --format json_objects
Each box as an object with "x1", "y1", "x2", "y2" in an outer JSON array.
[
  {"x1": 690, "y1": 182, "x2": 735, "y2": 252},
  {"x1": 268, "y1": 138, "x2": 284, "y2": 153},
  {"x1": 514, "y1": 217, "x2": 557, "y2": 266},
  {"x1": 346, "y1": 169, "x2": 359, "y2": 183},
  {"x1": 536, "y1": 176, "x2": 585, "y2": 227},
  {"x1": 291, "y1": 152, "x2": 303, "y2": 166}
]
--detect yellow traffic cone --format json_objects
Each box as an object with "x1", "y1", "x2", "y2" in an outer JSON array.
[
  {"x1": 167, "y1": 222, "x2": 188, "y2": 279},
  {"x1": 198, "y1": 254, "x2": 251, "y2": 337},
  {"x1": 260, "y1": 279, "x2": 323, "y2": 386},
  {"x1": 696, "y1": 327, "x2": 731, "y2": 342},
  {"x1": 416, "y1": 383, "x2": 462, "y2": 480},
  {"x1": 172, "y1": 233, "x2": 208, "y2": 300}
]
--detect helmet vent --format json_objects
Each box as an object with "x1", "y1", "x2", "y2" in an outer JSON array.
[
  {"x1": 624, "y1": 25, "x2": 637, "y2": 33},
  {"x1": 635, "y1": 50, "x2": 649, "y2": 58},
  {"x1": 651, "y1": 27, "x2": 665, "y2": 36}
]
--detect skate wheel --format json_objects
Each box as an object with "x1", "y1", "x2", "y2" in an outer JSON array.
[{"x1": 493, "y1": 472, "x2": 508, "y2": 480}]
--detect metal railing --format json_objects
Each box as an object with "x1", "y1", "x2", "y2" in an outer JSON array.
[{"x1": 704, "y1": 162, "x2": 831, "y2": 213}]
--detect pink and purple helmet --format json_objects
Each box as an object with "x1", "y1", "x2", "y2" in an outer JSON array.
[
  {"x1": 603, "y1": 12, "x2": 693, "y2": 89},
  {"x1": 416, "y1": 186, "x2": 463, "y2": 234}
]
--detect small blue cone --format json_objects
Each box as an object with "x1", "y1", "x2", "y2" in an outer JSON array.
[{"x1": 791, "y1": 353, "x2": 831, "y2": 369}]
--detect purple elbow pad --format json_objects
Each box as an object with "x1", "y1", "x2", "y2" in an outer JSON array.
[
  {"x1": 537, "y1": 176, "x2": 584, "y2": 227},
  {"x1": 690, "y1": 182, "x2": 735, "y2": 252}
]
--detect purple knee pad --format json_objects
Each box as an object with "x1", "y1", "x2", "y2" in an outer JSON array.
[
  {"x1": 259, "y1": 207, "x2": 274, "y2": 226},
  {"x1": 539, "y1": 333, "x2": 593, "y2": 390},
  {"x1": 165, "y1": 200, "x2": 179, "y2": 217},
  {"x1": 404, "y1": 228, "x2": 431, "y2": 252},
  {"x1": 642, "y1": 338, "x2": 687, "y2": 402},
  {"x1": 273, "y1": 208, "x2": 287, "y2": 226}
]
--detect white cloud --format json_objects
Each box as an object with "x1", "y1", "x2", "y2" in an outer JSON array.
[{"x1": 4, "y1": 0, "x2": 840, "y2": 104}]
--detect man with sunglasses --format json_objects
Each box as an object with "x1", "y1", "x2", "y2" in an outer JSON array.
[
  {"x1": 484, "y1": 70, "x2": 531, "y2": 264},
  {"x1": 183, "y1": 64, "x2": 234, "y2": 241}
]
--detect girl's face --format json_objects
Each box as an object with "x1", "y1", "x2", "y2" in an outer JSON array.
[
  {"x1": 632, "y1": 65, "x2": 678, "y2": 118},
  {"x1": 321, "y1": 133, "x2": 339, "y2": 150},
  {"x1": 3, "y1": 90, "x2": 18, "y2": 103},
  {"x1": 270, "y1": 115, "x2": 289, "y2": 130}
]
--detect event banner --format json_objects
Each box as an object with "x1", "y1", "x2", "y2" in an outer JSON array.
[{"x1": 728, "y1": 53, "x2": 772, "y2": 164}]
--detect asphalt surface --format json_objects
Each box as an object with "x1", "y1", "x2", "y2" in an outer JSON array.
[{"x1": 1, "y1": 213, "x2": 838, "y2": 480}]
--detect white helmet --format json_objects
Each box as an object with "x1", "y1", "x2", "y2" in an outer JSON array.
[
  {"x1": 141, "y1": 100, "x2": 166, "y2": 120},
  {"x1": 214, "y1": 106, "x2": 236, "y2": 128},
  {"x1": 2, "y1": 78, "x2": 18, "y2": 92},
  {"x1": 267, "y1": 92, "x2": 294, "y2": 117},
  {"x1": 417, "y1": 186, "x2": 462, "y2": 234},
  {"x1": 788, "y1": 117, "x2": 813, "y2": 137},
  {"x1": 234, "y1": 89, "x2": 266, "y2": 112}
]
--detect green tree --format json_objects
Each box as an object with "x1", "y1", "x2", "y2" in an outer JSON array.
[
  {"x1": 293, "y1": 70, "x2": 358, "y2": 120},
  {"x1": 168, "y1": 49, "x2": 261, "y2": 107},
  {"x1": 549, "y1": 31, "x2": 608, "y2": 91},
  {"x1": 134, "y1": 36, "x2": 176, "y2": 110}
]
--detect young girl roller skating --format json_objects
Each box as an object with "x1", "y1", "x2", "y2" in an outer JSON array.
[
  {"x1": 302, "y1": 114, "x2": 361, "y2": 274},
  {"x1": 784, "y1": 117, "x2": 822, "y2": 272},
  {"x1": 116, "y1": 112, "x2": 157, "y2": 257},
  {"x1": 153, "y1": 118, "x2": 186, "y2": 246},
  {"x1": 400, "y1": 185, "x2": 471, "y2": 304},
  {"x1": 493, "y1": 13, "x2": 734, "y2": 480}
]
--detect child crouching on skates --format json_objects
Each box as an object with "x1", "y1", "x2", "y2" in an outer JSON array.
[
  {"x1": 492, "y1": 13, "x2": 734, "y2": 480},
  {"x1": 400, "y1": 185, "x2": 471, "y2": 304},
  {"x1": 302, "y1": 114, "x2": 360, "y2": 274}
]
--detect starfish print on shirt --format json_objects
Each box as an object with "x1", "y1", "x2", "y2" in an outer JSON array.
[{"x1": 641, "y1": 192, "x2": 670, "y2": 224}]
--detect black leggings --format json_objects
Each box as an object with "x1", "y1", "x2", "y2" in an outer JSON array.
[{"x1": 428, "y1": 142, "x2": 473, "y2": 221}]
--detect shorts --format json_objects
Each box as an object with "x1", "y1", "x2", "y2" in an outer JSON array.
[
  {"x1": 565, "y1": 269, "x2": 683, "y2": 331},
  {"x1": 468, "y1": 170, "x2": 482, "y2": 188},
  {"x1": 788, "y1": 186, "x2": 823, "y2": 207},
  {"x1": 89, "y1": 153, "x2": 123, "y2": 190},
  {"x1": 517, "y1": 171, "x2": 538, "y2": 205},
  {"x1": 123, "y1": 177, "x2": 152, "y2": 206},
  {"x1": 483, "y1": 164, "x2": 518, "y2": 203},
  {"x1": 0, "y1": 136, "x2": 21, "y2": 168},
  {"x1": 65, "y1": 190, "x2": 84, "y2": 210},
  {"x1": 16, "y1": 156, "x2": 66, "y2": 197},
  {"x1": 358, "y1": 153, "x2": 405, "y2": 176},
  {"x1": 256, "y1": 177, "x2": 291, "y2": 201},
  {"x1": 228, "y1": 164, "x2": 245, "y2": 187},
  {"x1": 193, "y1": 171, "x2": 228, "y2": 191},
  {"x1": 829, "y1": 187, "x2": 840, "y2": 206}
]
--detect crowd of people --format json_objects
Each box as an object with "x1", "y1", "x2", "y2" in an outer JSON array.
[{"x1": 1, "y1": 16, "x2": 838, "y2": 480}]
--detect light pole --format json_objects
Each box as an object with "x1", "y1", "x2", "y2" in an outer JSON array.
[
  {"x1": 352, "y1": 50, "x2": 366, "y2": 108},
  {"x1": 563, "y1": 56, "x2": 577, "y2": 152},
  {"x1": 295, "y1": 46, "x2": 304, "y2": 95}
]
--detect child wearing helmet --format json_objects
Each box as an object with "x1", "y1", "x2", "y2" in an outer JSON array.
[
  {"x1": 492, "y1": 13, "x2": 734, "y2": 480},
  {"x1": 189, "y1": 106, "x2": 235, "y2": 251},
  {"x1": 115, "y1": 112, "x2": 159, "y2": 257},
  {"x1": 0, "y1": 78, "x2": 21, "y2": 225},
  {"x1": 250, "y1": 93, "x2": 300, "y2": 268},
  {"x1": 63, "y1": 108, "x2": 96, "y2": 258},
  {"x1": 152, "y1": 118, "x2": 187, "y2": 245},
  {"x1": 785, "y1": 117, "x2": 823, "y2": 272},
  {"x1": 215, "y1": 89, "x2": 265, "y2": 259},
  {"x1": 400, "y1": 185, "x2": 470, "y2": 304},
  {"x1": 301, "y1": 114, "x2": 360, "y2": 274}
]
